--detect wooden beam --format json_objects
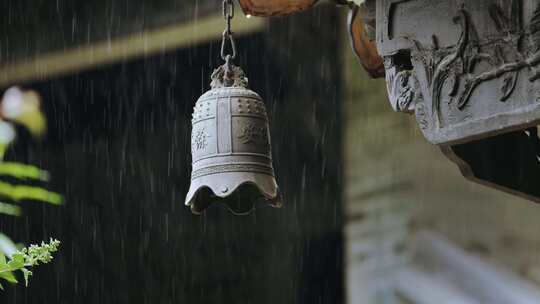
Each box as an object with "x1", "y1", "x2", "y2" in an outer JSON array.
[{"x1": 0, "y1": 14, "x2": 265, "y2": 88}]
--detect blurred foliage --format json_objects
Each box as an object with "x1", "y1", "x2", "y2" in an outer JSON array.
[
  {"x1": 0, "y1": 162, "x2": 50, "y2": 181},
  {"x1": 0, "y1": 182, "x2": 62, "y2": 206},
  {"x1": 0, "y1": 87, "x2": 62, "y2": 290},
  {"x1": 0, "y1": 87, "x2": 62, "y2": 217},
  {"x1": 0, "y1": 203, "x2": 21, "y2": 217}
]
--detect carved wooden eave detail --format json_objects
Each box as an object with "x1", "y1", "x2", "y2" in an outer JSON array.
[{"x1": 378, "y1": 0, "x2": 540, "y2": 203}]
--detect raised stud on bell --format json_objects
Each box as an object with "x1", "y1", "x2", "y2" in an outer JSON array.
[{"x1": 184, "y1": 63, "x2": 282, "y2": 215}]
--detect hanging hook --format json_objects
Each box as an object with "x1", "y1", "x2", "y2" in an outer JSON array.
[{"x1": 221, "y1": 30, "x2": 237, "y2": 61}]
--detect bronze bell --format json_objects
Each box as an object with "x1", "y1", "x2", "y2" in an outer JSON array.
[{"x1": 185, "y1": 63, "x2": 281, "y2": 215}]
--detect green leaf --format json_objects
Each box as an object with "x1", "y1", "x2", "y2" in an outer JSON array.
[
  {"x1": 7, "y1": 259, "x2": 24, "y2": 269},
  {"x1": 7, "y1": 252, "x2": 25, "y2": 269},
  {"x1": 0, "y1": 271, "x2": 18, "y2": 284},
  {"x1": 11, "y1": 253, "x2": 25, "y2": 264}
]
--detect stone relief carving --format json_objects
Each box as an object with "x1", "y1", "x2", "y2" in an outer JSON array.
[
  {"x1": 410, "y1": 1, "x2": 540, "y2": 126},
  {"x1": 376, "y1": 0, "x2": 540, "y2": 203},
  {"x1": 384, "y1": 56, "x2": 418, "y2": 113},
  {"x1": 378, "y1": 0, "x2": 540, "y2": 144},
  {"x1": 454, "y1": 1, "x2": 540, "y2": 109}
]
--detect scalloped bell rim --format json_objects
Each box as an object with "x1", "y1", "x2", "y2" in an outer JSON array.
[{"x1": 185, "y1": 175, "x2": 282, "y2": 215}]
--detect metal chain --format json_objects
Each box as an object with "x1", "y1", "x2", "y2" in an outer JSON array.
[{"x1": 221, "y1": 0, "x2": 237, "y2": 61}]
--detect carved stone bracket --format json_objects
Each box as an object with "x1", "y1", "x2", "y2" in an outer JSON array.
[
  {"x1": 378, "y1": 0, "x2": 540, "y2": 145},
  {"x1": 378, "y1": 0, "x2": 540, "y2": 203}
]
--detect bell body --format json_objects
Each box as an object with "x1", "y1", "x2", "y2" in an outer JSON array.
[{"x1": 185, "y1": 85, "x2": 281, "y2": 214}]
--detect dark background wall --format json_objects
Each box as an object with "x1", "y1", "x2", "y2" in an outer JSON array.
[
  {"x1": 0, "y1": 0, "x2": 218, "y2": 64},
  {"x1": 0, "y1": 8, "x2": 344, "y2": 304}
]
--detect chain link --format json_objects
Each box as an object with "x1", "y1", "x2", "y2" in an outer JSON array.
[{"x1": 221, "y1": 0, "x2": 237, "y2": 61}]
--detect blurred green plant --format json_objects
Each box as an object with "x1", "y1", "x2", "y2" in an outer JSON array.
[
  {"x1": 0, "y1": 162, "x2": 50, "y2": 181},
  {"x1": 0, "y1": 87, "x2": 62, "y2": 290},
  {"x1": 0, "y1": 202, "x2": 21, "y2": 217},
  {"x1": 0, "y1": 181, "x2": 62, "y2": 206}
]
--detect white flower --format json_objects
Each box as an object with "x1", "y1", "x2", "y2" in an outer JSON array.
[
  {"x1": 0, "y1": 121, "x2": 15, "y2": 145},
  {"x1": 1, "y1": 87, "x2": 24, "y2": 120}
]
